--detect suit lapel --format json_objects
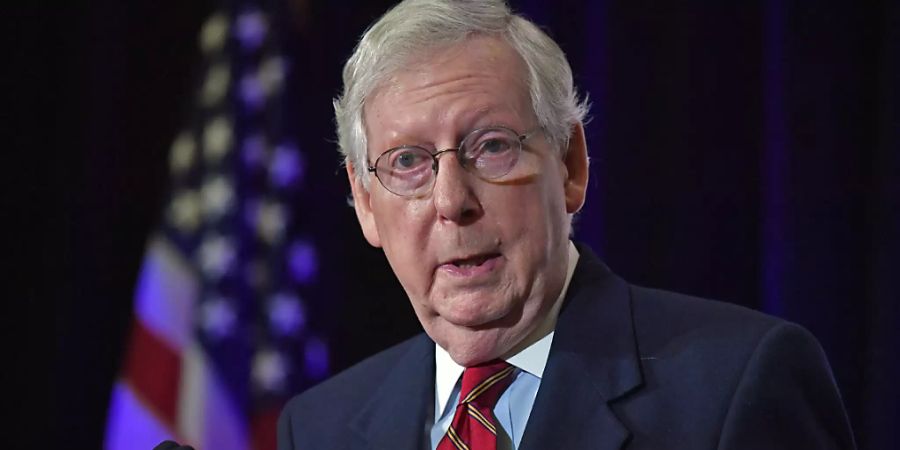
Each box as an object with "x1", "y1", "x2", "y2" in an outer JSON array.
[
  {"x1": 519, "y1": 246, "x2": 643, "y2": 450},
  {"x1": 349, "y1": 334, "x2": 435, "y2": 450}
]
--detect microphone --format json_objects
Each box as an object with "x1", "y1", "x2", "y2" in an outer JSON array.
[{"x1": 153, "y1": 440, "x2": 195, "y2": 450}]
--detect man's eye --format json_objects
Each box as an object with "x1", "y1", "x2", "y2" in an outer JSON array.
[
  {"x1": 481, "y1": 138, "x2": 511, "y2": 154},
  {"x1": 470, "y1": 136, "x2": 515, "y2": 158},
  {"x1": 390, "y1": 150, "x2": 428, "y2": 169}
]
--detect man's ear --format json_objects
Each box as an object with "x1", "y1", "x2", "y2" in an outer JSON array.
[
  {"x1": 563, "y1": 122, "x2": 589, "y2": 214},
  {"x1": 347, "y1": 164, "x2": 382, "y2": 248}
]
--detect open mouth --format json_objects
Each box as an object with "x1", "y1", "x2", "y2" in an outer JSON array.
[
  {"x1": 440, "y1": 252, "x2": 502, "y2": 277},
  {"x1": 450, "y1": 253, "x2": 498, "y2": 268}
]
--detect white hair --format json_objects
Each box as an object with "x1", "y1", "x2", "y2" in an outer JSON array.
[{"x1": 334, "y1": 0, "x2": 589, "y2": 188}]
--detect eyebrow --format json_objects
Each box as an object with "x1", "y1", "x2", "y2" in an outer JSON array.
[
  {"x1": 386, "y1": 123, "x2": 520, "y2": 153},
  {"x1": 385, "y1": 109, "x2": 519, "y2": 148}
]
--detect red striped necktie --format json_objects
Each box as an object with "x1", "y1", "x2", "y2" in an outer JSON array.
[{"x1": 437, "y1": 360, "x2": 516, "y2": 450}]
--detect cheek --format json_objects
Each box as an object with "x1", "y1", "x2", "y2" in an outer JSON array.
[
  {"x1": 371, "y1": 197, "x2": 435, "y2": 280},
  {"x1": 496, "y1": 186, "x2": 569, "y2": 283},
  {"x1": 372, "y1": 195, "x2": 429, "y2": 243},
  {"x1": 496, "y1": 184, "x2": 566, "y2": 239}
]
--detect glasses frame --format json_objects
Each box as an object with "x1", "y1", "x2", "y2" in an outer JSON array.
[{"x1": 366, "y1": 125, "x2": 541, "y2": 197}]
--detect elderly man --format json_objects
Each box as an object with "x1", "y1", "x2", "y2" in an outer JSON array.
[{"x1": 278, "y1": 1, "x2": 855, "y2": 449}]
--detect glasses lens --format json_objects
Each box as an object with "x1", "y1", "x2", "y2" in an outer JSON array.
[
  {"x1": 375, "y1": 146, "x2": 434, "y2": 196},
  {"x1": 461, "y1": 127, "x2": 521, "y2": 179}
]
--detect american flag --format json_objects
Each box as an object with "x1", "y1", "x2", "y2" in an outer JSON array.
[{"x1": 104, "y1": 5, "x2": 328, "y2": 450}]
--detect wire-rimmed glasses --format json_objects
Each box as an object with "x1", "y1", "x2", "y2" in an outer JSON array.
[{"x1": 366, "y1": 125, "x2": 540, "y2": 197}]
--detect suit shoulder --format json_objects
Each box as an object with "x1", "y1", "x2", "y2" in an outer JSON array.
[
  {"x1": 629, "y1": 285, "x2": 784, "y2": 344},
  {"x1": 626, "y1": 285, "x2": 837, "y2": 396},
  {"x1": 717, "y1": 314, "x2": 856, "y2": 447},
  {"x1": 625, "y1": 284, "x2": 822, "y2": 379},
  {"x1": 278, "y1": 333, "x2": 432, "y2": 449},
  {"x1": 604, "y1": 284, "x2": 852, "y2": 447},
  {"x1": 630, "y1": 284, "x2": 832, "y2": 367},
  {"x1": 280, "y1": 333, "x2": 429, "y2": 422}
]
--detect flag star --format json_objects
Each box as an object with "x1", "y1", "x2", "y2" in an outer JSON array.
[
  {"x1": 201, "y1": 63, "x2": 231, "y2": 107},
  {"x1": 270, "y1": 143, "x2": 304, "y2": 188},
  {"x1": 203, "y1": 116, "x2": 233, "y2": 163},
  {"x1": 168, "y1": 190, "x2": 202, "y2": 232},
  {"x1": 235, "y1": 10, "x2": 268, "y2": 50},
  {"x1": 288, "y1": 240, "x2": 317, "y2": 283},
  {"x1": 269, "y1": 293, "x2": 306, "y2": 336},
  {"x1": 253, "y1": 349, "x2": 287, "y2": 392},
  {"x1": 169, "y1": 131, "x2": 197, "y2": 174},
  {"x1": 200, "y1": 12, "x2": 229, "y2": 54},
  {"x1": 201, "y1": 176, "x2": 235, "y2": 219},
  {"x1": 240, "y1": 72, "x2": 264, "y2": 109},
  {"x1": 200, "y1": 296, "x2": 237, "y2": 339},
  {"x1": 256, "y1": 201, "x2": 287, "y2": 244},
  {"x1": 258, "y1": 56, "x2": 286, "y2": 97},
  {"x1": 197, "y1": 235, "x2": 236, "y2": 280}
]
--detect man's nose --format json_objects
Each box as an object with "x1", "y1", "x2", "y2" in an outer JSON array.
[{"x1": 431, "y1": 151, "x2": 483, "y2": 224}]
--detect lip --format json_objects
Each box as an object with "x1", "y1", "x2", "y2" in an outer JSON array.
[{"x1": 437, "y1": 252, "x2": 503, "y2": 278}]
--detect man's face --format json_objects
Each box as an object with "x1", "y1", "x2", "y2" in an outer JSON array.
[{"x1": 349, "y1": 35, "x2": 588, "y2": 366}]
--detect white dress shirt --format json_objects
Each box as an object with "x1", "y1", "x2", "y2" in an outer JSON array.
[{"x1": 430, "y1": 241, "x2": 580, "y2": 450}]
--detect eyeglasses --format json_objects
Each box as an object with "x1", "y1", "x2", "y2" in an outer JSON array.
[{"x1": 366, "y1": 126, "x2": 540, "y2": 197}]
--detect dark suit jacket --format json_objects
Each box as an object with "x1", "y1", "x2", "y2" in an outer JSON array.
[{"x1": 278, "y1": 246, "x2": 855, "y2": 449}]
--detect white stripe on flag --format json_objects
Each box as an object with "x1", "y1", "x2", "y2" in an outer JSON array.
[
  {"x1": 134, "y1": 236, "x2": 199, "y2": 352},
  {"x1": 178, "y1": 342, "x2": 250, "y2": 450}
]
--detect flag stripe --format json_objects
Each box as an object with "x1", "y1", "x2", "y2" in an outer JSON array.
[
  {"x1": 123, "y1": 319, "x2": 182, "y2": 425},
  {"x1": 176, "y1": 342, "x2": 206, "y2": 446},
  {"x1": 133, "y1": 236, "x2": 199, "y2": 351},
  {"x1": 105, "y1": 382, "x2": 178, "y2": 450},
  {"x1": 251, "y1": 408, "x2": 281, "y2": 450}
]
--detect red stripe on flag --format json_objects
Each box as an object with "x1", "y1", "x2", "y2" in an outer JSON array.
[
  {"x1": 251, "y1": 406, "x2": 281, "y2": 450},
  {"x1": 124, "y1": 319, "x2": 182, "y2": 426}
]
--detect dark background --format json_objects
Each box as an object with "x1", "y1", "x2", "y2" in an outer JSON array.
[{"x1": 9, "y1": 0, "x2": 897, "y2": 448}]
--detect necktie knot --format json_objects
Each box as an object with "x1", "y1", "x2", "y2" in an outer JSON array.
[
  {"x1": 437, "y1": 360, "x2": 516, "y2": 450},
  {"x1": 459, "y1": 360, "x2": 515, "y2": 409}
]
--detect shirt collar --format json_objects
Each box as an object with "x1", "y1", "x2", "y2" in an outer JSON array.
[{"x1": 434, "y1": 241, "x2": 580, "y2": 418}]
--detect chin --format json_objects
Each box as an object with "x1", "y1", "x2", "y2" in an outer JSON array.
[
  {"x1": 440, "y1": 310, "x2": 503, "y2": 329},
  {"x1": 437, "y1": 291, "x2": 516, "y2": 326},
  {"x1": 447, "y1": 343, "x2": 501, "y2": 367},
  {"x1": 430, "y1": 319, "x2": 513, "y2": 366}
]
